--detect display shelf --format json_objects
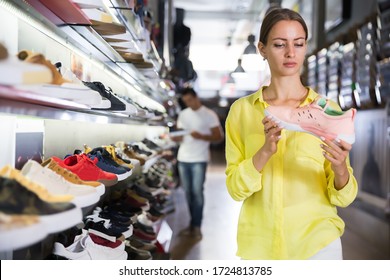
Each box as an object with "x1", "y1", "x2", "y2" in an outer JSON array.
[
  {"x1": 3, "y1": 0, "x2": 165, "y2": 116},
  {"x1": 0, "y1": 91, "x2": 156, "y2": 126}
]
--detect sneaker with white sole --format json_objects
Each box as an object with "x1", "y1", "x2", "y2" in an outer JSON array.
[
  {"x1": 265, "y1": 97, "x2": 356, "y2": 144},
  {"x1": 41, "y1": 158, "x2": 105, "y2": 196},
  {"x1": 0, "y1": 176, "x2": 82, "y2": 234},
  {"x1": 21, "y1": 160, "x2": 100, "y2": 208},
  {"x1": 0, "y1": 213, "x2": 48, "y2": 251},
  {"x1": 52, "y1": 229, "x2": 127, "y2": 260}
]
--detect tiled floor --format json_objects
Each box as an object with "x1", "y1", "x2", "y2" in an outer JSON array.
[{"x1": 166, "y1": 149, "x2": 389, "y2": 260}]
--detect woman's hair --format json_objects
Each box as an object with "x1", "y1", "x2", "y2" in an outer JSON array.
[{"x1": 259, "y1": 8, "x2": 308, "y2": 45}]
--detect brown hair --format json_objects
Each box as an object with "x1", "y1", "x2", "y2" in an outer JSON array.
[{"x1": 259, "y1": 8, "x2": 308, "y2": 45}]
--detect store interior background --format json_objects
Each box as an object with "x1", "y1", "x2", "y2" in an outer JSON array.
[{"x1": 0, "y1": 0, "x2": 388, "y2": 260}]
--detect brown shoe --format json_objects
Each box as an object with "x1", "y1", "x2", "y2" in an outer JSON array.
[
  {"x1": 123, "y1": 146, "x2": 146, "y2": 166},
  {"x1": 0, "y1": 43, "x2": 8, "y2": 60},
  {"x1": 17, "y1": 50, "x2": 70, "y2": 85}
]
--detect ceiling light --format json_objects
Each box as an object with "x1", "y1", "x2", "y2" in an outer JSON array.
[
  {"x1": 232, "y1": 58, "x2": 245, "y2": 76},
  {"x1": 226, "y1": 73, "x2": 235, "y2": 85},
  {"x1": 243, "y1": 34, "x2": 257, "y2": 55}
]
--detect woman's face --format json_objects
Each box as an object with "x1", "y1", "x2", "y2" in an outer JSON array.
[{"x1": 259, "y1": 20, "x2": 307, "y2": 78}]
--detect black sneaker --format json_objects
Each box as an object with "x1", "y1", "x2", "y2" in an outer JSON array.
[
  {"x1": 134, "y1": 222, "x2": 155, "y2": 235},
  {"x1": 97, "y1": 209, "x2": 132, "y2": 226},
  {"x1": 83, "y1": 81, "x2": 126, "y2": 111},
  {"x1": 0, "y1": 176, "x2": 82, "y2": 233},
  {"x1": 141, "y1": 138, "x2": 162, "y2": 152},
  {"x1": 89, "y1": 147, "x2": 131, "y2": 171},
  {"x1": 106, "y1": 202, "x2": 143, "y2": 217},
  {"x1": 84, "y1": 220, "x2": 131, "y2": 241}
]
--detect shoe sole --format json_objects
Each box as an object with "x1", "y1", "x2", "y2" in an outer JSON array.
[
  {"x1": 0, "y1": 221, "x2": 48, "y2": 251},
  {"x1": 40, "y1": 207, "x2": 82, "y2": 233}
]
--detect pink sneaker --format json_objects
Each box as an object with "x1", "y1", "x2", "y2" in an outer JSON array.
[{"x1": 265, "y1": 97, "x2": 356, "y2": 144}]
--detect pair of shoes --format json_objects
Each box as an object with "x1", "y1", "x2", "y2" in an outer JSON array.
[
  {"x1": 0, "y1": 47, "x2": 52, "y2": 86},
  {"x1": 16, "y1": 50, "x2": 110, "y2": 109},
  {"x1": 93, "y1": 206, "x2": 133, "y2": 226},
  {"x1": 86, "y1": 149, "x2": 132, "y2": 181},
  {"x1": 18, "y1": 50, "x2": 70, "y2": 85},
  {"x1": 0, "y1": 165, "x2": 73, "y2": 203},
  {"x1": 20, "y1": 159, "x2": 100, "y2": 208},
  {"x1": 52, "y1": 229, "x2": 127, "y2": 260},
  {"x1": 52, "y1": 154, "x2": 118, "y2": 187},
  {"x1": 113, "y1": 188, "x2": 150, "y2": 210},
  {"x1": 0, "y1": 175, "x2": 82, "y2": 234},
  {"x1": 83, "y1": 81, "x2": 127, "y2": 111},
  {"x1": 84, "y1": 217, "x2": 133, "y2": 242},
  {"x1": 103, "y1": 145, "x2": 134, "y2": 170},
  {"x1": 41, "y1": 158, "x2": 105, "y2": 196},
  {"x1": 265, "y1": 97, "x2": 356, "y2": 144}
]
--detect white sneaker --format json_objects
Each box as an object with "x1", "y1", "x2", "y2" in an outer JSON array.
[
  {"x1": 21, "y1": 160, "x2": 100, "y2": 208},
  {"x1": 52, "y1": 229, "x2": 127, "y2": 260}
]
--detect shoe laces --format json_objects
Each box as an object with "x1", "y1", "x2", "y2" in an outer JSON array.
[{"x1": 79, "y1": 153, "x2": 98, "y2": 165}]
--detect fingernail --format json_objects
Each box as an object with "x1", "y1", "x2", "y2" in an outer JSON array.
[
  {"x1": 335, "y1": 138, "x2": 341, "y2": 143},
  {"x1": 320, "y1": 144, "x2": 324, "y2": 148},
  {"x1": 320, "y1": 136, "x2": 325, "y2": 141}
]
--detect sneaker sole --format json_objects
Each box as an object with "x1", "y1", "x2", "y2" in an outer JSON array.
[
  {"x1": 40, "y1": 207, "x2": 82, "y2": 233},
  {"x1": 0, "y1": 221, "x2": 48, "y2": 251}
]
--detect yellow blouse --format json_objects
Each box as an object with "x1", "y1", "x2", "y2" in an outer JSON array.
[{"x1": 225, "y1": 86, "x2": 358, "y2": 259}]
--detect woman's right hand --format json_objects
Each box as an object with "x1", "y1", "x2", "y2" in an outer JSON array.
[
  {"x1": 252, "y1": 116, "x2": 283, "y2": 172},
  {"x1": 261, "y1": 116, "x2": 283, "y2": 155}
]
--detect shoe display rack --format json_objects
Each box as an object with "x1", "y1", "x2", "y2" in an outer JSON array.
[
  {"x1": 339, "y1": 42, "x2": 356, "y2": 109},
  {"x1": 326, "y1": 42, "x2": 342, "y2": 103},
  {"x1": 316, "y1": 48, "x2": 328, "y2": 97},
  {"x1": 376, "y1": 2, "x2": 390, "y2": 105},
  {"x1": 306, "y1": 54, "x2": 317, "y2": 90},
  {"x1": 0, "y1": 0, "x2": 179, "y2": 260},
  {"x1": 355, "y1": 21, "x2": 379, "y2": 109},
  {"x1": 306, "y1": 8, "x2": 389, "y2": 110}
]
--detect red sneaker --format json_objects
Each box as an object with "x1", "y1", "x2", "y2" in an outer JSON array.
[{"x1": 52, "y1": 154, "x2": 118, "y2": 187}]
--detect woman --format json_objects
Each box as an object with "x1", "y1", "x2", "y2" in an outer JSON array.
[{"x1": 225, "y1": 8, "x2": 358, "y2": 260}]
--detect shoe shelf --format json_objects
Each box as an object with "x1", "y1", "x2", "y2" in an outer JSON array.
[
  {"x1": 0, "y1": 88, "x2": 159, "y2": 126},
  {"x1": 5, "y1": 0, "x2": 168, "y2": 110}
]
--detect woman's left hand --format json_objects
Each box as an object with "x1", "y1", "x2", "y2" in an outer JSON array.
[{"x1": 320, "y1": 137, "x2": 352, "y2": 189}]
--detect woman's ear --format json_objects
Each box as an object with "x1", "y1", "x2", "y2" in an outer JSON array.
[{"x1": 258, "y1": 42, "x2": 266, "y2": 60}]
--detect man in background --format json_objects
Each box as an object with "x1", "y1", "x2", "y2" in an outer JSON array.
[{"x1": 171, "y1": 87, "x2": 224, "y2": 238}]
